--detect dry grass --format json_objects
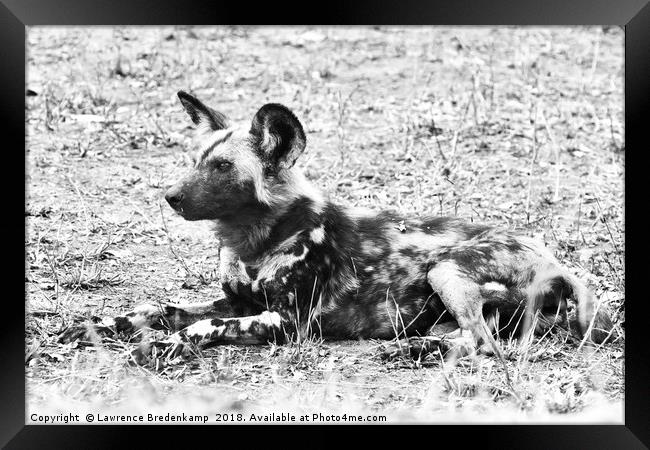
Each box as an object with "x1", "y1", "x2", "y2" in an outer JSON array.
[{"x1": 26, "y1": 26, "x2": 624, "y2": 422}]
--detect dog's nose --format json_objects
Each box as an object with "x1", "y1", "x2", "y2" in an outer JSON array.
[{"x1": 165, "y1": 191, "x2": 184, "y2": 207}]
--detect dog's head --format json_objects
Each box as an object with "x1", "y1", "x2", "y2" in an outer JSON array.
[{"x1": 165, "y1": 91, "x2": 307, "y2": 222}]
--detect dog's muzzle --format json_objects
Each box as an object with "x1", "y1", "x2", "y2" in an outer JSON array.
[{"x1": 165, "y1": 187, "x2": 184, "y2": 210}]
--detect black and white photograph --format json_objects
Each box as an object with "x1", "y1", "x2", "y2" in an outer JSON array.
[{"x1": 25, "y1": 26, "x2": 625, "y2": 424}]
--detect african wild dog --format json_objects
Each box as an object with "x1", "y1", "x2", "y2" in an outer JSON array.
[{"x1": 59, "y1": 91, "x2": 614, "y2": 365}]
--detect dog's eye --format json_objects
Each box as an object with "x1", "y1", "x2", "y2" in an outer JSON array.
[{"x1": 214, "y1": 161, "x2": 232, "y2": 172}]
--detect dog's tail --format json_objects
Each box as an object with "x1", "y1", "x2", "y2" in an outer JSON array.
[{"x1": 525, "y1": 268, "x2": 615, "y2": 344}]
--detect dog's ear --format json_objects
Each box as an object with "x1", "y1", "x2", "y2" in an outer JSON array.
[
  {"x1": 177, "y1": 91, "x2": 229, "y2": 132},
  {"x1": 250, "y1": 104, "x2": 306, "y2": 170}
]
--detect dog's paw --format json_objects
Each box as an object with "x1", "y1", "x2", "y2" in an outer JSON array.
[
  {"x1": 58, "y1": 323, "x2": 115, "y2": 345},
  {"x1": 439, "y1": 335, "x2": 478, "y2": 359},
  {"x1": 379, "y1": 335, "x2": 480, "y2": 363},
  {"x1": 379, "y1": 337, "x2": 445, "y2": 360},
  {"x1": 378, "y1": 341, "x2": 403, "y2": 360}
]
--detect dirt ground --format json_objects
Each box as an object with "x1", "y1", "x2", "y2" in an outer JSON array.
[{"x1": 25, "y1": 26, "x2": 624, "y2": 423}]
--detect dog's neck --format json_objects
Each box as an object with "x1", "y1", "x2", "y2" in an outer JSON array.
[{"x1": 213, "y1": 168, "x2": 326, "y2": 262}]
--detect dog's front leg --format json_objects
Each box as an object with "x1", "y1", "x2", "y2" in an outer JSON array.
[
  {"x1": 132, "y1": 268, "x2": 307, "y2": 362},
  {"x1": 58, "y1": 296, "x2": 248, "y2": 344},
  {"x1": 177, "y1": 277, "x2": 312, "y2": 347},
  {"x1": 183, "y1": 310, "x2": 288, "y2": 345},
  {"x1": 133, "y1": 310, "x2": 290, "y2": 363},
  {"x1": 135, "y1": 279, "x2": 301, "y2": 362}
]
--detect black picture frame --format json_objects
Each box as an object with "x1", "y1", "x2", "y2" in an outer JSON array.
[{"x1": 5, "y1": 0, "x2": 648, "y2": 447}]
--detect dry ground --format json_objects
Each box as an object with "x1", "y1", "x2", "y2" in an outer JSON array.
[{"x1": 25, "y1": 26, "x2": 624, "y2": 423}]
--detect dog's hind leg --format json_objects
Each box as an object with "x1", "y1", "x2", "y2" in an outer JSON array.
[{"x1": 426, "y1": 261, "x2": 513, "y2": 384}]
